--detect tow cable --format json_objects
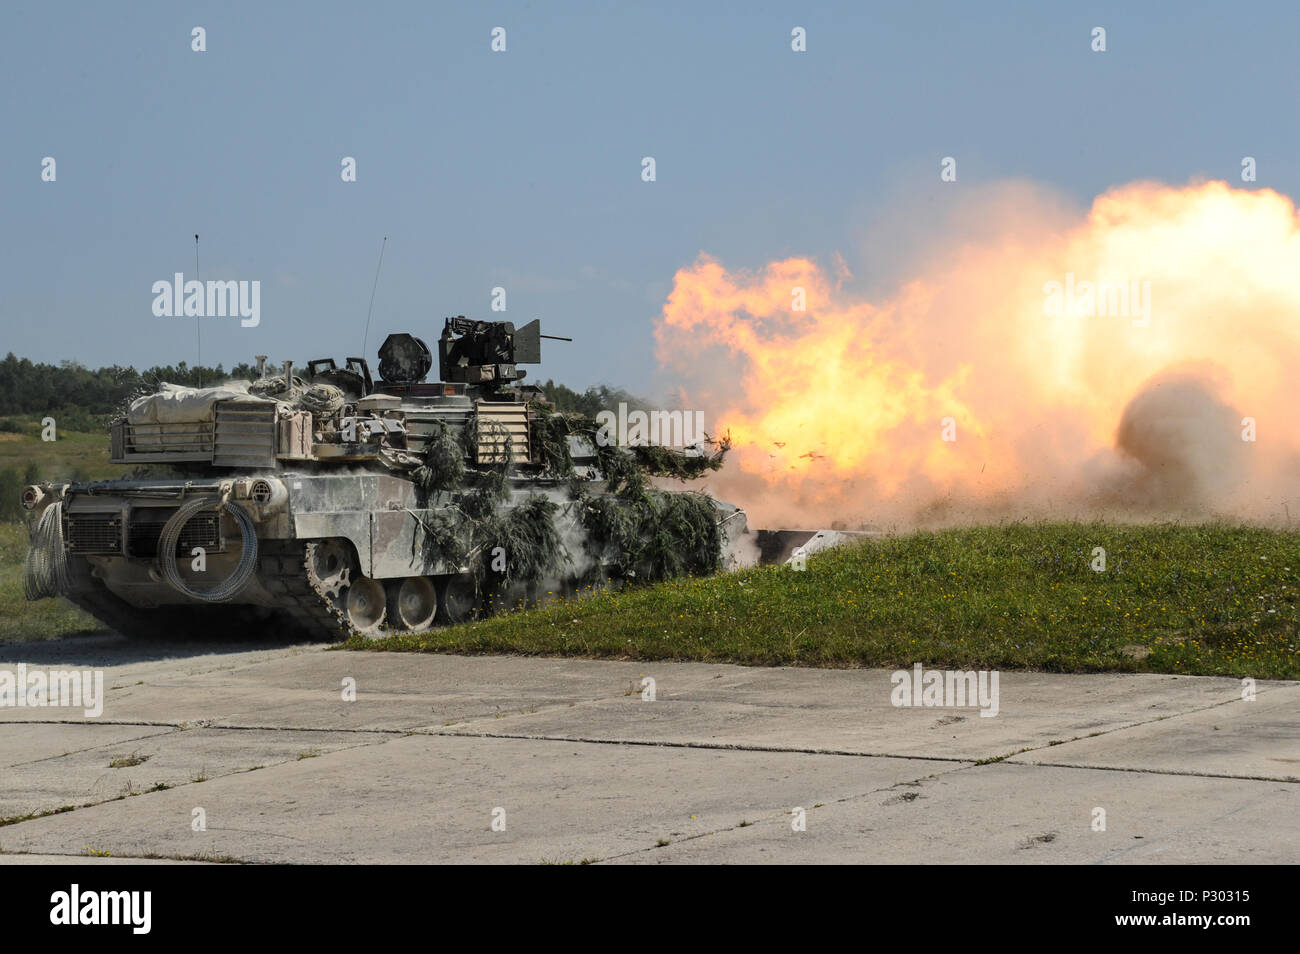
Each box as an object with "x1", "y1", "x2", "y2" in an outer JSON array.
[{"x1": 157, "y1": 495, "x2": 258, "y2": 602}]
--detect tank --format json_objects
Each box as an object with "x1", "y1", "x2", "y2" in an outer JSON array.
[{"x1": 19, "y1": 318, "x2": 755, "y2": 640}]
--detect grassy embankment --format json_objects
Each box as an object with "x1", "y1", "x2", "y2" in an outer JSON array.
[{"x1": 352, "y1": 522, "x2": 1299, "y2": 679}]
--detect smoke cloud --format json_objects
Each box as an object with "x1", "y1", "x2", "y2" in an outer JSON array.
[{"x1": 654, "y1": 180, "x2": 1300, "y2": 529}]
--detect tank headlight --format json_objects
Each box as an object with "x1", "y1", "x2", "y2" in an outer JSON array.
[
  {"x1": 241, "y1": 477, "x2": 287, "y2": 512},
  {"x1": 250, "y1": 479, "x2": 274, "y2": 505},
  {"x1": 21, "y1": 486, "x2": 45, "y2": 511}
]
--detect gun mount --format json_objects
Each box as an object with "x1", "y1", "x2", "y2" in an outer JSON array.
[{"x1": 436, "y1": 317, "x2": 569, "y2": 387}]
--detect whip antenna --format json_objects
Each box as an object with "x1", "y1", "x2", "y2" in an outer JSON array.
[
  {"x1": 194, "y1": 233, "x2": 202, "y2": 387},
  {"x1": 361, "y1": 236, "x2": 388, "y2": 357}
]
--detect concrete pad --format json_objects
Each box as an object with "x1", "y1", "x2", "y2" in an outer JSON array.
[
  {"x1": 612, "y1": 762, "x2": 1300, "y2": 864},
  {"x1": 0, "y1": 723, "x2": 176, "y2": 768},
  {"x1": 3, "y1": 645, "x2": 1281, "y2": 770},
  {"x1": 0, "y1": 724, "x2": 388, "y2": 820},
  {"x1": 1, "y1": 684, "x2": 453, "y2": 733},
  {"x1": 1009, "y1": 685, "x2": 1300, "y2": 781},
  {"x1": 0, "y1": 735, "x2": 961, "y2": 864},
  {"x1": 0, "y1": 634, "x2": 329, "y2": 686},
  {"x1": 0, "y1": 651, "x2": 728, "y2": 731},
  {"x1": 0, "y1": 639, "x2": 1294, "y2": 864},
  {"x1": 435, "y1": 667, "x2": 1272, "y2": 763},
  {"x1": 0, "y1": 854, "x2": 209, "y2": 864}
]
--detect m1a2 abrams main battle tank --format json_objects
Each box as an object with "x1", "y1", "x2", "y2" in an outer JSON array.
[{"x1": 20, "y1": 317, "x2": 758, "y2": 640}]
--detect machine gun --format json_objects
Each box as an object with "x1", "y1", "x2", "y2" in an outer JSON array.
[{"x1": 435, "y1": 316, "x2": 570, "y2": 386}]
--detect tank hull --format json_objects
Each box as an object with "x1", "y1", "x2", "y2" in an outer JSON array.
[{"x1": 28, "y1": 470, "x2": 754, "y2": 640}]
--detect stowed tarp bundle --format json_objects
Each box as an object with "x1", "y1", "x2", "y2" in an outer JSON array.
[
  {"x1": 126, "y1": 382, "x2": 275, "y2": 425},
  {"x1": 120, "y1": 381, "x2": 344, "y2": 459},
  {"x1": 127, "y1": 381, "x2": 345, "y2": 425}
]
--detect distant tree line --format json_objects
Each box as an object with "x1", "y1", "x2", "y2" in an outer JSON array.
[
  {"x1": 0, "y1": 353, "x2": 258, "y2": 418},
  {"x1": 536, "y1": 379, "x2": 646, "y2": 417}
]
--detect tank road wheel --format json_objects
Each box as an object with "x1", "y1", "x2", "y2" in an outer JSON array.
[
  {"x1": 437, "y1": 574, "x2": 479, "y2": 625},
  {"x1": 386, "y1": 576, "x2": 438, "y2": 633},
  {"x1": 344, "y1": 576, "x2": 387, "y2": 635},
  {"x1": 306, "y1": 540, "x2": 352, "y2": 599}
]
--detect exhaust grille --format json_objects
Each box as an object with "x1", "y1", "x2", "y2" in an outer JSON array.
[
  {"x1": 128, "y1": 511, "x2": 222, "y2": 557},
  {"x1": 66, "y1": 513, "x2": 122, "y2": 554},
  {"x1": 63, "y1": 510, "x2": 223, "y2": 556}
]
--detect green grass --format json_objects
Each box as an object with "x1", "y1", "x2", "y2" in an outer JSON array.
[
  {"x1": 0, "y1": 520, "x2": 100, "y2": 642},
  {"x1": 0, "y1": 416, "x2": 118, "y2": 485},
  {"x1": 0, "y1": 422, "x2": 115, "y2": 642},
  {"x1": 350, "y1": 522, "x2": 1300, "y2": 679},
  {"x1": 108, "y1": 752, "x2": 150, "y2": 768}
]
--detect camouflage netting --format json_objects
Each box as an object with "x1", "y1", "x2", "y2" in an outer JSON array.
[
  {"x1": 530, "y1": 402, "x2": 728, "y2": 581},
  {"x1": 247, "y1": 375, "x2": 306, "y2": 399},
  {"x1": 408, "y1": 417, "x2": 569, "y2": 589},
  {"x1": 529, "y1": 404, "x2": 731, "y2": 486},
  {"x1": 403, "y1": 403, "x2": 729, "y2": 592},
  {"x1": 410, "y1": 420, "x2": 465, "y2": 494}
]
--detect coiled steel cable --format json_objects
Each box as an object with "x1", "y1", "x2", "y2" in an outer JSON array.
[
  {"x1": 23, "y1": 500, "x2": 70, "y2": 600},
  {"x1": 158, "y1": 496, "x2": 258, "y2": 602}
]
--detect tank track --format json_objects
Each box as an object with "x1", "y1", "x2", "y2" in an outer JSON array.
[
  {"x1": 62, "y1": 559, "x2": 280, "y2": 642},
  {"x1": 62, "y1": 540, "x2": 571, "y2": 642},
  {"x1": 257, "y1": 540, "x2": 351, "y2": 640},
  {"x1": 61, "y1": 543, "x2": 353, "y2": 642}
]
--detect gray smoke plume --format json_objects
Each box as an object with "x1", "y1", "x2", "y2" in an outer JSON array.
[{"x1": 1107, "y1": 366, "x2": 1245, "y2": 513}]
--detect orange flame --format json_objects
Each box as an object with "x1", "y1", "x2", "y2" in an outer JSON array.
[{"x1": 655, "y1": 181, "x2": 1300, "y2": 528}]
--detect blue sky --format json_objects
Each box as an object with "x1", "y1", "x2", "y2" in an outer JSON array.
[{"x1": 3, "y1": 1, "x2": 1298, "y2": 392}]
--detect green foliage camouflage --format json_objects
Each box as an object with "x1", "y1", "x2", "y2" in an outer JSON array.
[
  {"x1": 408, "y1": 416, "x2": 570, "y2": 591},
  {"x1": 578, "y1": 486, "x2": 721, "y2": 580},
  {"x1": 529, "y1": 401, "x2": 730, "y2": 488},
  {"x1": 409, "y1": 421, "x2": 465, "y2": 494},
  {"x1": 406, "y1": 401, "x2": 728, "y2": 593},
  {"x1": 472, "y1": 495, "x2": 569, "y2": 584},
  {"x1": 528, "y1": 402, "x2": 726, "y2": 580}
]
